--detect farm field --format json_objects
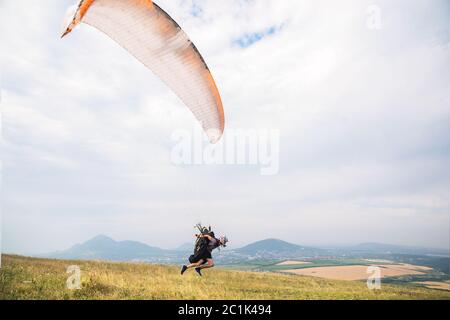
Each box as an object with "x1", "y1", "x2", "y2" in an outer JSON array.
[{"x1": 280, "y1": 264, "x2": 429, "y2": 281}]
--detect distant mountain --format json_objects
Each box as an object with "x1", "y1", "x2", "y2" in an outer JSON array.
[
  {"x1": 237, "y1": 239, "x2": 323, "y2": 257},
  {"x1": 355, "y1": 242, "x2": 411, "y2": 252},
  {"x1": 48, "y1": 235, "x2": 164, "y2": 261},
  {"x1": 350, "y1": 243, "x2": 449, "y2": 256},
  {"x1": 45, "y1": 235, "x2": 447, "y2": 264},
  {"x1": 45, "y1": 236, "x2": 324, "y2": 263},
  {"x1": 174, "y1": 242, "x2": 194, "y2": 252}
]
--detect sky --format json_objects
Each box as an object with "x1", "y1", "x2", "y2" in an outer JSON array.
[{"x1": 1, "y1": 0, "x2": 449, "y2": 254}]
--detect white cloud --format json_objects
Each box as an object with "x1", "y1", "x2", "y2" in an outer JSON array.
[{"x1": 1, "y1": 0, "x2": 449, "y2": 253}]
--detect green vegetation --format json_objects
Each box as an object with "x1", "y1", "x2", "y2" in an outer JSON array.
[
  {"x1": 258, "y1": 259, "x2": 374, "y2": 272},
  {"x1": 382, "y1": 273, "x2": 450, "y2": 287},
  {"x1": 1, "y1": 255, "x2": 449, "y2": 300}
]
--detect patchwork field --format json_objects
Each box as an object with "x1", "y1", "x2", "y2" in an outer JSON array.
[{"x1": 281, "y1": 264, "x2": 430, "y2": 281}]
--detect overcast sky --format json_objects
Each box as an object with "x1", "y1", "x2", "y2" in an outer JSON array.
[{"x1": 1, "y1": 0, "x2": 449, "y2": 254}]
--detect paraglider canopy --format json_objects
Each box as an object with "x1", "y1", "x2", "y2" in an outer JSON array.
[{"x1": 62, "y1": 0, "x2": 225, "y2": 143}]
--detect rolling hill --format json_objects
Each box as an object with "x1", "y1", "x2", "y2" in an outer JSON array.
[
  {"x1": 173, "y1": 242, "x2": 194, "y2": 252},
  {"x1": 351, "y1": 243, "x2": 449, "y2": 256},
  {"x1": 42, "y1": 235, "x2": 449, "y2": 264},
  {"x1": 44, "y1": 236, "x2": 324, "y2": 262},
  {"x1": 237, "y1": 239, "x2": 323, "y2": 257},
  {"x1": 47, "y1": 235, "x2": 164, "y2": 261}
]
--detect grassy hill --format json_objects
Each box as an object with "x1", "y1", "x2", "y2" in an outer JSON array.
[
  {"x1": 1, "y1": 255, "x2": 449, "y2": 300},
  {"x1": 237, "y1": 238, "x2": 322, "y2": 256}
]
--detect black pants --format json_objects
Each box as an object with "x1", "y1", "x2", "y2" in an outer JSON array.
[{"x1": 189, "y1": 247, "x2": 212, "y2": 263}]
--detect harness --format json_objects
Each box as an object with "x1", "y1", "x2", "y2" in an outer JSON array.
[{"x1": 193, "y1": 223, "x2": 213, "y2": 255}]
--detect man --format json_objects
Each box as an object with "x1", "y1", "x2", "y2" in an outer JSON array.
[{"x1": 181, "y1": 233, "x2": 228, "y2": 276}]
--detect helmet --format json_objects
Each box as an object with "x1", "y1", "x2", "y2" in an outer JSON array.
[{"x1": 219, "y1": 236, "x2": 229, "y2": 247}]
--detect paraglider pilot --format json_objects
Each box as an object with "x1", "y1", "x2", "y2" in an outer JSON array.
[{"x1": 181, "y1": 231, "x2": 228, "y2": 276}]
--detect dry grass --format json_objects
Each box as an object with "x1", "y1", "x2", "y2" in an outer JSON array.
[{"x1": 1, "y1": 255, "x2": 449, "y2": 300}]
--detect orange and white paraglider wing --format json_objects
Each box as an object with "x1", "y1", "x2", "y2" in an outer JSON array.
[{"x1": 63, "y1": 0, "x2": 224, "y2": 143}]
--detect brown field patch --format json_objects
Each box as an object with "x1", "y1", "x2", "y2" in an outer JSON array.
[{"x1": 282, "y1": 264, "x2": 429, "y2": 281}]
